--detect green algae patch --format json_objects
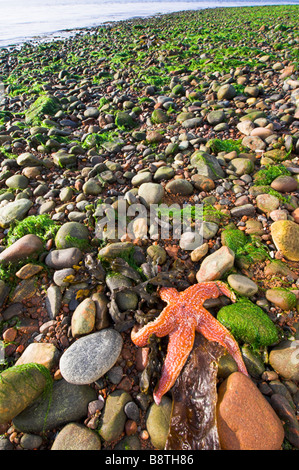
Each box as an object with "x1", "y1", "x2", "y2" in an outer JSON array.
[
  {"x1": 217, "y1": 300, "x2": 279, "y2": 348},
  {"x1": 6, "y1": 214, "x2": 58, "y2": 247},
  {"x1": 25, "y1": 94, "x2": 61, "y2": 125},
  {"x1": 207, "y1": 138, "x2": 245, "y2": 155},
  {"x1": 221, "y1": 227, "x2": 247, "y2": 253}
]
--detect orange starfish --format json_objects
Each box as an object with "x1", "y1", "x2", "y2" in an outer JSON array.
[{"x1": 131, "y1": 281, "x2": 249, "y2": 405}]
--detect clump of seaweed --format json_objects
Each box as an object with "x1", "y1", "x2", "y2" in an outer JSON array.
[
  {"x1": 207, "y1": 138, "x2": 245, "y2": 155},
  {"x1": 253, "y1": 164, "x2": 291, "y2": 186},
  {"x1": 5, "y1": 214, "x2": 59, "y2": 246}
]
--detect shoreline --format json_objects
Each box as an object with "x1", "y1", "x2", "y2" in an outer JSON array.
[
  {"x1": 1, "y1": 2, "x2": 298, "y2": 50},
  {"x1": 0, "y1": 4, "x2": 299, "y2": 451}
]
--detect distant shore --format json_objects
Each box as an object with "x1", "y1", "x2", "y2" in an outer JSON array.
[{"x1": 1, "y1": 2, "x2": 299, "y2": 49}]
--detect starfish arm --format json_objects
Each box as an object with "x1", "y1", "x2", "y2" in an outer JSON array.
[
  {"x1": 159, "y1": 287, "x2": 180, "y2": 304},
  {"x1": 183, "y1": 281, "x2": 234, "y2": 307},
  {"x1": 195, "y1": 307, "x2": 249, "y2": 377},
  {"x1": 153, "y1": 323, "x2": 196, "y2": 405},
  {"x1": 131, "y1": 304, "x2": 177, "y2": 347},
  {"x1": 214, "y1": 281, "x2": 236, "y2": 303}
]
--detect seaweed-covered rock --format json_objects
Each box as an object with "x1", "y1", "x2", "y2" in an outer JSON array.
[
  {"x1": 25, "y1": 94, "x2": 60, "y2": 125},
  {"x1": 0, "y1": 363, "x2": 51, "y2": 424},
  {"x1": 263, "y1": 149, "x2": 287, "y2": 161},
  {"x1": 13, "y1": 379, "x2": 97, "y2": 432},
  {"x1": 53, "y1": 150, "x2": 77, "y2": 168},
  {"x1": 265, "y1": 288, "x2": 297, "y2": 311},
  {"x1": 115, "y1": 111, "x2": 136, "y2": 129},
  {"x1": 55, "y1": 222, "x2": 89, "y2": 249},
  {"x1": 221, "y1": 227, "x2": 247, "y2": 253},
  {"x1": 217, "y1": 299, "x2": 279, "y2": 348},
  {"x1": 190, "y1": 151, "x2": 225, "y2": 180}
]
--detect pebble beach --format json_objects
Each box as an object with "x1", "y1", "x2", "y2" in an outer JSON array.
[{"x1": 0, "y1": 4, "x2": 299, "y2": 451}]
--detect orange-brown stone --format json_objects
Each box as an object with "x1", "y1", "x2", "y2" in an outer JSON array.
[{"x1": 216, "y1": 372, "x2": 284, "y2": 450}]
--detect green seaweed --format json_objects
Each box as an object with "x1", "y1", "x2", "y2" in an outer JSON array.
[
  {"x1": 6, "y1": 214, "x2": 59, "y2": 246},
  {"x1": 64, "y1": 235, "x2": 91, "y2": 251},
  {"x1": 253, "y1": 164, "x2": 292, "y2": 186},
  {"x1": 207, "y1": 138, "x2": 245, "y2": 155},
  {"x1": 221, "y1": 227, "x2": 270, "y2": 264},
  {"x1": 217, "y1": 299, "x2": 279, "y2": 348}
]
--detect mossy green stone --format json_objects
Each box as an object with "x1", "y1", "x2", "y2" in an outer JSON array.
[
  {"x1": 114, "y1": 435, "x2": 141, "y2": 450},
  {"x1": 217, "y1": 300, "x2": 279, "y2": 348},
  {"x1": 53, "y1": 151, "x2": 77, "y2": 168},
  {"x1": 0, "y1": 199, "x2": 33, "y2": 228},
  {"x1": 207, "y1": 109, "x2": 225, "y2": 125},
  {"x1": 13, "y1": 379, "x2": 97, "y2": 433},
  {"x1": 190, "y1": 151, "x2": 225, "y2": 180},
  {"x1": 5, "y1": 175, "x2": 28, "y2": 189},
  {"x1": 240, "y1": 111, "x2": 266, "y2": 122},
  {"x1": 230, "y1": 158, "x2": 254, "y2": 175},
  {"x1": 172, "y1": 83, "x2": 185, "y2": 95},
  {"x1": 147, "y1": 245, "x2": 167, "y2": 265},
  {"x1": 241, "y1": 345, "x2": 265, "y2": 378},
  {"x1": 151, "y1": 109, "x2": 169, "y2": 124},
  {"x1": 115, "y1": 111, "x2": 135, "y2": 129},
  {"x1": 153, "y1": 166, "x2": 175, "y2": 182},
  {"x1": 98, "y1": 241, "x2": 134, "y2": 259},
  {"x1": 177, "y1": 112, "x2": 195, "y2": 123},
  {"x1": 263, "y1": 149, "x2": 287, "y2": 162},
  {"x1": 217, "y1": 84, "x2": 236, "y2": 100},
  {"x1": 0, "y1": 364, "x2": 49, "y2": 424},
  {"x1": 265, "y1": 288, "x2": 297, "y2": 311},
  {"x1": 25, "y1": 95, "x2": 60, "y2": 125}
]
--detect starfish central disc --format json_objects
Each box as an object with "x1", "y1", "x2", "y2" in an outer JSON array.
[{"x1": 131, "y1": 281, "x2": 249, "y2": 405}]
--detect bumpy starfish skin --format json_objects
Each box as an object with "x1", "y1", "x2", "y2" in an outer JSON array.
[{"x1": 131, "y1": 281, "x2": 249, "y2": 405}]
